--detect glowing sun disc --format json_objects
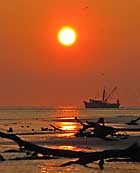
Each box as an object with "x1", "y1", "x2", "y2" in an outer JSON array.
[{"x1": 58, "y1": 27, "x2": 77, "y2": 46}]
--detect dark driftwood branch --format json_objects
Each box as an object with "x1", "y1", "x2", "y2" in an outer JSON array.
[
  {"x1": 126, "y1": 117, "x2": 140, "y2": 125},
  {"x1": 75, "y1": 117, "x2": 140, "y2": 139},
  {"x1": 50, "y1": 124, "x2": 63, "y2": 131},
  {"x1": 0, "y1": 131, "x2": 86, "y2": 158},
  {"x1": 75, "y1": 117, "x2": 117, "y2": 138},
  {"x1": 0, "y1": 131, "x2": 140, "y2": 169},
  {"x1": 61, "y1": 143, "x2": 140, "y2": 167},
  {"x1": 0, "y1": 154, "x2": 56, "y2": 162}
]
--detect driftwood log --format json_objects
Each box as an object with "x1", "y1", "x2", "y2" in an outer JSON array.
[
  {"x1": 0, "y1": 131, "x2": 140, "y2": 169},
  {"x1": 75, "y1": 117, "x2": 140, "y2": 139},
  {"x1": 126, "y1": 117, "x2": 140, "y2": 125},
  {"x1": 75, "y1": 117, "x2": 117, "y2": 138},
  {"x1": 0, "y1": 131, "x2": 86, "y2": 158}
]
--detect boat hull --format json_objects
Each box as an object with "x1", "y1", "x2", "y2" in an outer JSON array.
[{"x1": 84, "y1": 101, "x2": 120, "y2": 108}]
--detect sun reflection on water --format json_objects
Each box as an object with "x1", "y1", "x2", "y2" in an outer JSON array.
[
  {"x1": 54, "y1": 121, "x2": 79, "y2": 138},
  {"x1": 58, "y1": 145, "x2": 76, "y2": 151},
  {"x1": 59, "y1": 122, "x2": 77, "y2": 131},
  {"x1": 54, "y1": 108, "x2": 81, "y2": 134},
  {"x1": 41, "y1": 166, "x2": 54, "y2": 173},
  {"x1": 56, "y1": 107, "x2": 80, "y2": 119},
  {"x1": 57, "y1": 132, "x2": 75, "y2": 138}
]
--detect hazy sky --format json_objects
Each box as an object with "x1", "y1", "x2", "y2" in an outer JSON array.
[{"x1": 0, "y1": 0, "x2": 140, "y2": 107}]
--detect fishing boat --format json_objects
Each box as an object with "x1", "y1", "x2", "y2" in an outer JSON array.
[{"x1": 83, "y1": 87, "x2": 120, "y2": 108}]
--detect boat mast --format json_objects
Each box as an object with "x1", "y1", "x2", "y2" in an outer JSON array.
[
  {"x1": 102, "y1": 88, "x2": 106, "y2": 101},
  {"x1": 104, "y1": 87, "x2": 117, "y2": 102}
]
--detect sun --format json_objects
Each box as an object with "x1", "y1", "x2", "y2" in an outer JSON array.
[{"x1": 57, "y1": 26, "x2": 77, "y2": 46}]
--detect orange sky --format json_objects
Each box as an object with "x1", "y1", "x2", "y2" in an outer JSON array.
[{"x1": 0, "y1": 0, "x2": 140, "y2": 107}]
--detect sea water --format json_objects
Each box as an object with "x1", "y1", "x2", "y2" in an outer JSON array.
[{"x1": 0, "y1": 107, "x2": 140, "y2": 173}]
